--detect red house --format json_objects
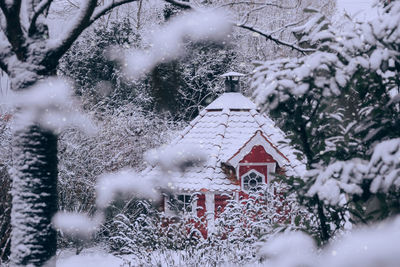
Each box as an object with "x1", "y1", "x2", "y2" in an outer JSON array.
[{"x1": 144, "y1": 73, "x2": 305, "y2": 236}]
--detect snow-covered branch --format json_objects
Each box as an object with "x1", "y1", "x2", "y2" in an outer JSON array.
[
  {"x1": 165, "y1": 0, "x2": 316, "y2": 55},
  {"x1": 0, "y1": 0, "x2": 26, "y2": 60},
  {"x1": 0, "y1": 42, "x2": 13, "y2": 73},
  {"x1": 28, "y1": 0, "x2": 53, "y2": 36},
  {"x1": 218, "y1": 1, "x2": 299, "y2": 10},
  {"x1": 46, "y1": 0, "x2": 97, "y2": 64},
  {"x1": 164, "y1": 0, "x2": 193, "y2": 10},
  {"x1": 89, "y1": 0, "x2": 139, "y2": 26}
]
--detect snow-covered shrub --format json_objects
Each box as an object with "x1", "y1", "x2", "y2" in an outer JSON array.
[
  {"x1": 108, "y1": 182, "x2": 313, "y2": 266},
  {"x1": 58, "y1": 104, "x2": 180, "y2": 211},
  {"x1": 206, "y1": 182, "x2": 314, "y2": 265},
  {"x1": 108, "y1": 201, "x2": 203, "y2": 260},
  {"x1": 57, "y1": 105, "x2": 182, "y2": 251}
]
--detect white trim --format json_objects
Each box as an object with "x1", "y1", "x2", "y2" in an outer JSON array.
[
  {"x1": 266, "y1": 163, "x2": 277, "y2": 182},
  {"x1": 164, "y1": 196, "x2": 174, "y2": 216},
  {"x1": 228, "y1": 131, "x2": 288, "y2": 168},
  {"x1": 238, "y1": 162, "x2": 277, "y2": 184},
  {"x1": 205, "y1": 192, "x2": 215, "y2": 233},
  {"x1": 238, "y1": 162, "x2": 272, "y2": 166},
  {"x1": 164, "y1": 192, "x2": 197, "y2": 217}
]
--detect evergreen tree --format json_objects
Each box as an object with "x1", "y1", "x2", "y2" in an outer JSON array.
[{"x1": 251, "y1": 2, "x2": 400, "y2": 244}]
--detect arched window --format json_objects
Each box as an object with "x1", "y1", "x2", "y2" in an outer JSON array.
[{"x1": 241, "y1": 170, "x2": 265, "y2": 193}]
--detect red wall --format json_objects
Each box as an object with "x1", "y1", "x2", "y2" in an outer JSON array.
[
  {"x1": 196, "y1": 194, "x2": 206, "y2": 218},
  {"x1": 196, "y1": 193, "x2": 207, "y2": 238},
  {"x1": 240, "y1": 145, "x2": 275, "y2": 163},
  {"x1": 238, "y1": 145, "x2": 276, "y2": 199},
  {"x1": 215, "y1": 194, "x2": 230, "y2": 217}
]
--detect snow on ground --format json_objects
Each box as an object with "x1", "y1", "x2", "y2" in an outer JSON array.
[{"x1": 57, "y1": 247, "x2": 123, "y2": 267}]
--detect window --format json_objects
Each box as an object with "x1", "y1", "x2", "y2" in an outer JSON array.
[
  {"x1": 242, "y1": 170, "x2": 264, "y2": 193},
  {"x1": 169, "y1": 194, "x2": 192, "y2": 213}
]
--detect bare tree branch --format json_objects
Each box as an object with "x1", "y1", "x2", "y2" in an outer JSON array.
[
  {"x1": 0, "y1": 0, "x2": 27, "y2": 60},
  {"x1": 237, "y1": 24, "x2": 315, "y2": 54},
  {"x1": 268, "y1": 18, "x2": 309, "y2": 35},
  {"x1": 136, "y1": 0, "x2": 143, "y2": 30},
  {"x1": 89, "y1": 0, "x2": 138, "y2": 26},
  {"x1": 164, "y1": 0, "x2": 193, "y2": 10},
  {"x1": 217, "y1": 1, "x2": 299, "y2": 10},
  {"x1": 238, "y1": 5, "x2": 277, "y2": 26},
  {"x1": 28, "y1": 0, "x2": 53, "y2": 36},
  {"x1": 163, "y1": 0, "x2": 311, "y2": 54}
]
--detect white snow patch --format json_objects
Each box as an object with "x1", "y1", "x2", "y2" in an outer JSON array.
[
  {"x1": 96, "y1": 169, "x2": 160, "y2": 209},
  {"x1": 205, "y1": 92, "x2": 257, "y2": 110},
  {"x1": 116, "y1": 9, "x2": 231, "y2": 78},
  {"x1": 52, "y1": 212, "x2": 102, "y2": 239},
  {"x1": 323, "y1": 216, "x2": 400, "y2": 267},
  {"x1": 368, "y1": 138, "x2": 400, "y2": 193},
  {"x1": 57, "y1": 249, "x2": 122, "y2": 267},
  {"x1": 259, "y1": 231, "x2": 316, "y2": 267},
  {"x1": 10, "y1": 78, "x2": 96, "y2": 134},
  {"x1": 145, "y1": 144, "x2": 207, "y2": 173},
  {"x1": 259, "y1": 216, "x2": 400, "y2": 267}
]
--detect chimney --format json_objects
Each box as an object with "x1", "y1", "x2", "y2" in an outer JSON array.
[{"x1": 221, "y1": 72, "x2": 245, "y2": 93}]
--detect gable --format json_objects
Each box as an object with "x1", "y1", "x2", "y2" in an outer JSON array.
[
  {"x1": 228, "y1": 130, "x2": 289, "y2": 168},
  {"x1": 240, "y1": 145, "x2": 276, "y2": 163},
  {"x1": 237, "y1": 145, "x2": 277, "y2": 187}
]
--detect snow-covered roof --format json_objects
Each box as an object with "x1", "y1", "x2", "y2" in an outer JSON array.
[
  {"x1": 205, "y1": 92, "x2": 257, "y2": 110},
  {"x1": 143, "y1": 92, "x2": 305, "y2": 192}
]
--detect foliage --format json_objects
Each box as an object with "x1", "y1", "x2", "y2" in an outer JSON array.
[
  {"x1": 109, "y1": 182, "x2": 313, "y2": 266},
  {"x1": 59, "y1": 7, "x2": 237, "y2": 121},
  {"x1": 149, "y1": 40, "x2": 237, "y2": 120},
  {"x1": 58, "y1": 104, "x2": 181, "y2": 216},
  {"x1": 59, "y1": 18, "x2": 151, "y2": 112},
  {"x1": 251, "y1": 2, "x2": 400, "y2": 243},
  {"x1": 108, "y1": 200, "x2": 203, "y2": 259}
]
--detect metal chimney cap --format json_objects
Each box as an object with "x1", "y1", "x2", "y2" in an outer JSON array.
[{"x1": 220, "y1": 71, "x2": 246, "y2": 77}]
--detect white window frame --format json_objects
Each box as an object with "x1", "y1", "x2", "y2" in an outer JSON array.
[
  {"x1": 241, "y1": 169, "x2": 265, "y2": 193},
  {"x1": 237, "y1": 162, "x2": 276, "y2": 183},
  {"x1": 164, "y1": 193, "x2": 196, "y2": 216}
]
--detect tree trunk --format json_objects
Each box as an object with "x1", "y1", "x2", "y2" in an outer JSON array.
[
  {"x1": 0, "y1": 165, "x2": 11, "y2": 263},
  {"x1": 316, "y1": 196, "x2": 330, "y2": 244},
  {"x1": 10, "y1": 125, "x2": 58, "y2": 266}
]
